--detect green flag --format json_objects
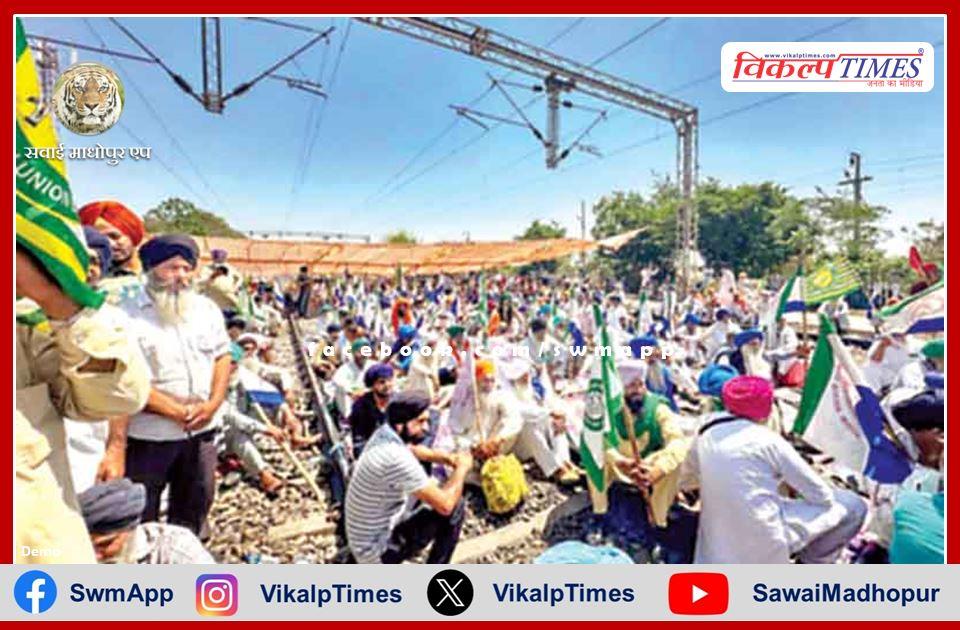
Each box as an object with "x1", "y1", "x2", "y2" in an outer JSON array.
[
  {"x1": 805, "y1": 257, "x2": 860, "y2": 305},
  {"x1": 579, "y1": 303, "x2": 626, "y2": 509},
  {"x1": 15, "y1": 19, "x2": 102, "y2": 309}
]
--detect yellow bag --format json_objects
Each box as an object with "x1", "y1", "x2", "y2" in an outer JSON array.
[{"x1": 481, "y1": 454, "x2": 528, "y2": 514}]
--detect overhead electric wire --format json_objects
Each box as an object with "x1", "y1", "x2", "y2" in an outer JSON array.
[
  {"x1": 357, "y1": 17, "x2": 586, "y2": 207},
  {"x1": 108, "y1": 17, "x2": 202, "y2": 103},
  {"x1": 589, "y1": 17, "x2": 670, "y2": 65},
  {"x1": 118, "y1": 122, "x2": 211, "y2": 206},
  {"x1": 84, "y1": 18, "x2": 226, "y2": 209}
]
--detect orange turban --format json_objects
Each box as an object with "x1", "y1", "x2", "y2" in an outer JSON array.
[
  {"x1": 78, "y1": 201, "x2": 145, "y2": 246},
  {"x1": 475, "y1": 359, "x2": 496, "y2": 381}
]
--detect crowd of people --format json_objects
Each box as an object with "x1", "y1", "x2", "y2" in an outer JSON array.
[{"x1": 15, "y1": 199, "x2": 944, "y2": 565}]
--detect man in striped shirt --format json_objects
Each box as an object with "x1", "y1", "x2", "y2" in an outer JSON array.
[{"x1": 346, "y1": 390, "x2": 472, "y2": 563}]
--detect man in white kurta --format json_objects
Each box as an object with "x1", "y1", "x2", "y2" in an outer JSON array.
[{"x1": 685, "y1": 375, "x2": 867, "y2": 563}]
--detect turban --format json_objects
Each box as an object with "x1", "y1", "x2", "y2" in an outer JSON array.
[
  {"x1": 475, "y1": 359, "x2": 496, "y2": 380},
  {"x1": 82, "y1": 225, "x2": 112, "y2": 273},
  {"x1": 921, "y1": 339, "x2": 944, "y2": 360},
  {"x1": 734, "y1": 328, "x2": 764, "y2": 348},
  {"x1": 211, "y1": 248, "x2": 228, "y2": 263},
  {"x1": 721, "y1": 375, "x2": 773, "y2": 420},
  {"x1": 500, "y1": 358, "x2": 532, "y2": 382},
  {"x1": 138, "y1": 234, "x2": 199, "y2": 271},
  {"x1": 892, "y1": 389, "x2": 943, "y2": 432},
  {"x1": 682, "y1": 313, "x2": 702, "y2": 326},
  {"x1": 629, "y1": 336, "x2": 658, "y2": 359},
  {"x1": 78, "y1": 478, "x2": 146, "y2": 534},
  {"x1": 226, "y1": 317, "x2": 247, "y2": 330},
  {"x1": 351, "y1": 337, "x2": 371, "y2": 353},
  {"x1": 387, "y1": 389, "x2": 431, "y2": 425},
  {"x1": 698, "y1": 364, "x2": 739, "y2": 397},
  {"x1": 326, "y1": 322, "x2": 342, "y2": 334},
  {"x1": 78, "y1": 200, "x2": 145, "y2": 246},
  {"x1": 446, "y1": 324, "x2": 465, "y2": 338},
  {"x1": 364, "y1": 363, "x2": 395, "y2": 387},
  {"x1": 530, "y1": 318, "x2": 547, "y2": 333},
  {"x1": 925, "y1": 371, "x2": 944, "y2": 391},
  {"x1": 617, "y1": 359, "x2": 648, "y2": 387},
  {"x1": 398, "y1": 324, "x2": 417, "y2": 342},
  {"x1": 715, "y1": 308, "x2": 731, "y2": 320}
]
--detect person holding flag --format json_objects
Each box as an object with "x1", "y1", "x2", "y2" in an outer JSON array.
[
  {"x1": 580, "y1": 305, "x2": 690, "y2": 528},
  {"x1": 16, "y1": 16, "x2": 150, "y2": 563}
]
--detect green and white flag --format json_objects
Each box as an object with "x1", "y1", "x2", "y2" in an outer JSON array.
[
  {"x1": 579, "y1": 303, "x2": 626, "y2": 511},
  {"x1": 805, "y1": 257, "x2": 860, "y2": 305},
  {"x1": 793, "y1": 314, "x2": 913, "y2": 483},
  {"x1": 16, "y1": 18, "x2": 102, "y2": 308}
]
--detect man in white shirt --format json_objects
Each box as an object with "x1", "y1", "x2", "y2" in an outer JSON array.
[
  {"x1": 332, "y1": 337, "x2": 373, "y2": 419},
  {"x1": 119, "y1": 235, "x2": 232, "y2": 538},
  {"x1": 686, "y1": 375, "x2": 867, "y2": 563}
]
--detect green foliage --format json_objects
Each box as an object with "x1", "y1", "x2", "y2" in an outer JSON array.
[
  {"x1": 143, "y1": 198, "x2": 245, "y2": 238},
  {"x1": 384, "y1": 229, "x2": 418, "y2": 245},
  {"x1": 902, "y1": 219, "x2": 944, "y2": 268},
  {"x1": 516, "y1": 219, "x2": 567, "y2": 241},
  {"x1": 590, "y1": 178, "x2": 810, "y2": 289},
  {"x1": 806, "y1": 194, "x2": 890, "y2": 266}
]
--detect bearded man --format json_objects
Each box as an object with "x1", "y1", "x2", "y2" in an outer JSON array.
[
  {"x1": 78, "y1": 200, "x2": 146, "y2": 277},
  {"x1": 116, "y1": 234, "x2": 231, "y2": 538}
]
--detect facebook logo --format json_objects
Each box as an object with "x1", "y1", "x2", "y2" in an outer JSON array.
[{"x1": 14, "y1": 570, "x2": 57, "y2": 614}]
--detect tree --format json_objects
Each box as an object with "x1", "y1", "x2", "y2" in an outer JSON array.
[
  {"x1": 384, "y1": 230, "x2": 418, "y2": 244},
  {"x1": 515, "y1": 219, "x2": 568, "y2": 274},
  {"x1": 516, "y1": 219, "x2": 566, "y2": 241},
  {"x1": 143, "y1": 198, "x2": 245, "y2": 238},
  {"x1": 591, "y1": 177, "x2": 811, "y2": 290},
  {"x1": 591, "y1": 181, "x2": 678, "y2": 290},
  {"x1": 807, "y1": 194, "x2": 890, "y2": 266}
]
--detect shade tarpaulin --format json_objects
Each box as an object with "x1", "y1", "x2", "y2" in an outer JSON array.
[{"x1": 195, "y1": 229, "x2": 641, "y2": 277}]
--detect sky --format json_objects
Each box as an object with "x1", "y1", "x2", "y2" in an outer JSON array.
[{"x1": 22, "y1": 16, "x2": 945, "y2": 254}]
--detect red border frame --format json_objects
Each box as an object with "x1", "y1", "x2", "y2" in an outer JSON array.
[{"x1": 4, "y1": 3, "x2": 957, "y2": 625}]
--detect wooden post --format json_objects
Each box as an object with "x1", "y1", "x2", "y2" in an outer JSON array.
[{"x1": 251, "y1": 401, "x2": 325, "y2": 503}]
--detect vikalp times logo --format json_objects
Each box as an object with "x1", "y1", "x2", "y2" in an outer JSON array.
[
  {"x1": 196, "y1": 574, "x2": 238, "y2": 616},
  {"x1": 721, "y1": 42, "x2": 934, "y2": 92}
]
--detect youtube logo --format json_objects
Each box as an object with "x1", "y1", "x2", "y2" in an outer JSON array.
[{"x1": 668, "y1": 573, "x2": 729, "y2": 615}]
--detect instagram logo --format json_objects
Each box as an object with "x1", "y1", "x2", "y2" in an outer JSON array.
[{"x1": 196, "y1": 574, "x2": 238, "y2": 616}]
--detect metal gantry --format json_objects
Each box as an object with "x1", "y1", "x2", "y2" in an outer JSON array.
[
  {"x1": 200, "y1": 17, "x2": 224, "y2": 113},
  {"x1": 354, "y1": 17, "x2": 701, "y2": 289}
]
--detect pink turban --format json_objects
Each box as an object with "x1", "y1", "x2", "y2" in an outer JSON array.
[{"x1": 721, "y1": 375, "x2": 773, "y2": 421}]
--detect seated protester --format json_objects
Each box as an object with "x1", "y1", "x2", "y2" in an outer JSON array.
[
  {"x1": 389, "y1": 324, "x2": 419, "y2": 375},
  {"x1": 453, "y1": 360, "x2": 523, "y2": 462},
  {"x1": 631, "y1": 336, "x2": 680, "y2": 412},
  {"x1": 332, "y1": 337, "x2": 374, "y2": 420},
  {"x1": 500, "y1": 360, "x2": 580, "y2": 484},
  {"x1": 861, "y1": 332, "x2": 912, "y2": 394},
  {"x1": 80, "y1": 478, "x2": 213, "y2": 564},
  {"x1": 893, "y1": 338, "x2": 943, "y2": 393},
  {"x1": 676, "y1": 313, "x2": 706, "y2": 365},
  {"x1": 347, "y1": 364, "x2": 395, "y2": 457},
  {"x1": 345, "y1": 391, "x2": 473, "y2": 564},
  {"x1": 890, "y1": 390, "x2": 944, "y2": 564},
  {"x1": 686, "y1": 376, "x2": 867, "y2": 563},
  {"x1": 730, "y1": 328, "x2": 772, "y2": 380},
  {"x1": 702, "y1": 308, "x2": 737, "y2": 363},
  {"x1": 767, "y1": 321, "x2": 807, "y2": 387},
  {"x1": 405, "y1": 332, "x2": 443, "y2": 401},
  {"x1": 220, "y1": 355, "x2": 287, "y2": 496},
  {"x1": 589, "y1": 364, "x2": 691, "y2": 527},
  {"x1": 201, "y1": 264, "x2": 242, "y2": 317},
  {"x1": 696, "y1": 363, "x2": 739, "y2": 415},
  {"x1": 525, "y1": 318, "x2": 565, "y2": 382},
  {"x1": 237, "y1": 334, "x2": 315, "y2": 449}
]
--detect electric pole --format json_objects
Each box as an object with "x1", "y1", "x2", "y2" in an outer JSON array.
[
  {"x1": 577, "y1": 200, "x2": 586, "y2": 241},
  {"x1": 838, "y1": 151, "x2": 873, "y2": 247}
]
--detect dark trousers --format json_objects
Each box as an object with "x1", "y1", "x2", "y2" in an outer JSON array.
[
  {"x1": 296, "y1": 287, "x2": 312, "y2": 318},
  {"x1": 125, "y1": 432, "x2": 217, "y2": 539},
  {"x1": 380, "y1": 498, "x2": 465, "y2": 564}
]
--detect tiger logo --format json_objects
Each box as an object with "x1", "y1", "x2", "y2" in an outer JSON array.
[{"x1": 52, "y1": 63, "x2": 124, "y2": 135}]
